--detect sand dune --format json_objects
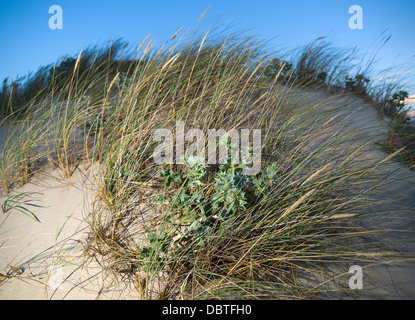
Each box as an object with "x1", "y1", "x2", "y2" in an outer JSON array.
[
  {"x1": 1, "y1": 89, "x2": 415, "y2": 299},
  {"x1": 0, "y1": 164, "x2": 138, "y2": 299}
]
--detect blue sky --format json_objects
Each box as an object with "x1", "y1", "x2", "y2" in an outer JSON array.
[{"x1": 1, "y1": 0, "x2": 414, "y2": 93}]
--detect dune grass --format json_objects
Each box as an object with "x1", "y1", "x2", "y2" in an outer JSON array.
[{"x1": 0, "y1": 28, "x2": 412, "y2": 299}]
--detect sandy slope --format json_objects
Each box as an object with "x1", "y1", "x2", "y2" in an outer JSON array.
[
  {"x1": 0, "y1": 89, "x2": 414, "y2": 299},
  {"x1": 0, "y1": 164, "x2": 137, "y2": 299},
  {"x1": 295, "y1": 88, "x2": 415, "y2": 299}
]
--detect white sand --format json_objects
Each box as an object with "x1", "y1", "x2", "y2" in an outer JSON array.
[
  {"x1": 0, "y1": 164, "x2": 137, "y2": 299},
  {"x1": 295, "y1": 89, "x2": 415, "y2": 298}
]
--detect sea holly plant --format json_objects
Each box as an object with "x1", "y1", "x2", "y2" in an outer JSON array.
[
  {"x1": 252, "y1": 163, "x2": 279, "y2": 195},
  {"x1": 153, "y1": 194, "x2": 167, "y2": 206},
  {"x1": 137, "y1": 231, "x2": 171, "y2": 270},
  {"x1": 211, "y1": 170, "x2": 249, "y2": 218},
  {"x1": 143, "y1": 146, "x2": 281, "y2": 271},
  {"x1": 159, "y1": 169, "x2": 181, "y2": 187},
  {"x1": 171, "y1": 188, "x2": 205, "y2": 221},
  {"x1": 183, "y1": 156, "x2": 208, "y2": 188}
]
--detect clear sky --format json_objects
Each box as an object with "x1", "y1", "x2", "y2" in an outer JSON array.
[{"x1": 1, "y1": 0, "x2": 414, "y2": 93}]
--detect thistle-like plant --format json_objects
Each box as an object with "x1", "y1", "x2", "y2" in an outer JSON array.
[
  {"x1": 252, "y1": 163, "x2": 279, "y2": 194},
  {"x1": 211, "y1": 170, "x2": 248, "y2": 217},
  {"x1": 153, "y1": 194, "x2": 166, "y2": 206},
  {"x1": 184, "y1": 156, "x2": 208, "y2": 188},
  {"x1": 159, "y1": 169, "x2": 181, "y2": 187},
  {"x1": 150, "y1": 151, "x2": 282, "y2": 257},
  {"x1": 137, "y1": 231, "x2": 170, "y2": 270}
]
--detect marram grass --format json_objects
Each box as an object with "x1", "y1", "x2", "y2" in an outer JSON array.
[{"x1": 0, "y1": 29, "x2": 412, "y2": 299}]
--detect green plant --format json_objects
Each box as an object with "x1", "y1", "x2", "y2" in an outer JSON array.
[
  {"x1": 262, "y1": 58, "x2": 292, "y2": 80},
  {"x1": 383, "y1": 91, "x2": 415, "y2": 167},
  {"x1": 143, "y1": 146, "x2": 281, "y2": 271},
  {"x1": 137, "y1": 231, "x2": 171, "y2": 271},
  {"x1": 160, "y1": 169, "x2": 181, "y2": 187},
  {"x1": 1, "y1": 192, "x2": 42, "y2": 230},
  {"x1": 384, "y1": 90, "x2": 409, "y2": 116},
  {"x1": 51, "y1": 57, "x2": 77, "y2": 82},
  {"x1": 345, "y1": 73, "x2": 370, "y2": 96}
]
